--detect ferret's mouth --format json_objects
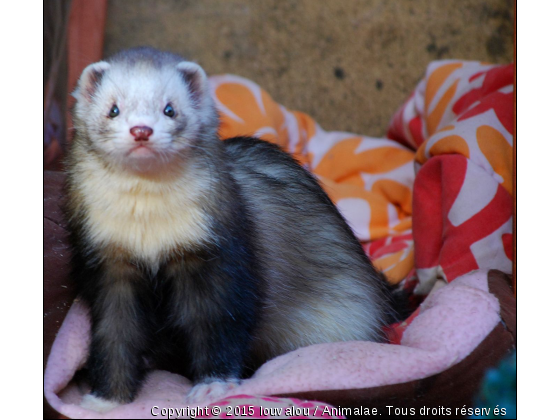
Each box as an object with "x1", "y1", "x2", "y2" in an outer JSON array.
[
  {"x1": 127, "y1": 144, "x2": 157, "y2": 159},
  {"x1": 121, "y1": 144, "x2": 170, "y2": 173}
]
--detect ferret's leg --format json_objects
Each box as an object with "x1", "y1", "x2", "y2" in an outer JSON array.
[
  {"x1": 164, "y1": 255, "x2": 258, "y2": 402},
  {"x1": 85, "y1": 261, "x2": 152, "y2": 403}
]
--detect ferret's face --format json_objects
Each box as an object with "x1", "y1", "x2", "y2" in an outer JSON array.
[{"x1": 73, "y1": 60, "x2": 216, "y2": 173}]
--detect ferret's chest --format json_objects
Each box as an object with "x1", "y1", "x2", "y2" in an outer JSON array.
[{"x1": 80, "y1": 174, "x2": 209, "y2": 264}]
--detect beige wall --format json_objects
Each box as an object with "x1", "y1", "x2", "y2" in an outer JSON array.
[{"x1": 104, "y1": 0, "x2": 513, "y2": 138}]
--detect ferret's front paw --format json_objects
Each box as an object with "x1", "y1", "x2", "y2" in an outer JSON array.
[
  {"x1": 80, "y1": 394, "x2": 121, "y2": 413},
  {"x1": 185, "y1": 378, "x2": 241, "y2": 406}
]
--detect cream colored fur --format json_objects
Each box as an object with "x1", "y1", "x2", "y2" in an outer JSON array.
[{"x1": 71, "y1": 148, "x2": 212, "y2": 268}]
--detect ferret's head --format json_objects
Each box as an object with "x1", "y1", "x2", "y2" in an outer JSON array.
[{"x1": 72, "y1": 47, "x2": 218, "y2": 173}]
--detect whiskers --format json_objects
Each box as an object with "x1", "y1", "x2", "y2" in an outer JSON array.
[{"x1": 90, "y1": 130, "x2": 225, "y2": 179}]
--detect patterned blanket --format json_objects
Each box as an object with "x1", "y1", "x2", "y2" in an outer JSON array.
[{"x1": 210, "y1": 60, "x2": 513, "y2": 295}]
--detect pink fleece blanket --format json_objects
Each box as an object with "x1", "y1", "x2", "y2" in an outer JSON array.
[{"x1": 44, "y1": 270, "x2": 499, "y2": 418}]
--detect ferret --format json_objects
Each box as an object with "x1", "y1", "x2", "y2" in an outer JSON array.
[{"x1": 65, "y1": 47, "x2": 399, "y2": 407}]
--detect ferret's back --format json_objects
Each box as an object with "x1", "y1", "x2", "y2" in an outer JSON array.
[{"x1": 223, "y1": 137, "x2": 394, "y2": 366}]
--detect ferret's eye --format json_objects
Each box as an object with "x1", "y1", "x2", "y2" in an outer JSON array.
[
  {"x1": 163, "y1": 104, "x2": 176, "y2": 118},
  {"x1": 108, "y1": 105, "x2": 120, "y2": 118}
]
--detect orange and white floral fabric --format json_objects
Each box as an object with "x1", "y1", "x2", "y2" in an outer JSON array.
[
  {"x1": 388, "y1": 61, "x2": 513, "y2": 293},
  {"x1": 208, "y1": 60, "x2": 513, "y2": 294}
]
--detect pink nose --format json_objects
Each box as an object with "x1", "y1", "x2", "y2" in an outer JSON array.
[{"x1": 130, "y1": 126, "x2": 153, "y2": 141}]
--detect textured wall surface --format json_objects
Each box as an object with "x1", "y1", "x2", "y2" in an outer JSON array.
[{"x1": 104, "y1": 0, "x2": 513, "y2": 138}]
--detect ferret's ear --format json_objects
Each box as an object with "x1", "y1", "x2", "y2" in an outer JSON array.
[
  {"x1": 72, "y1": 61, "x2": 111, "y2": 102},
  {"x1": 176, "y1": 62, "x2": 208, "y2": 107}
]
